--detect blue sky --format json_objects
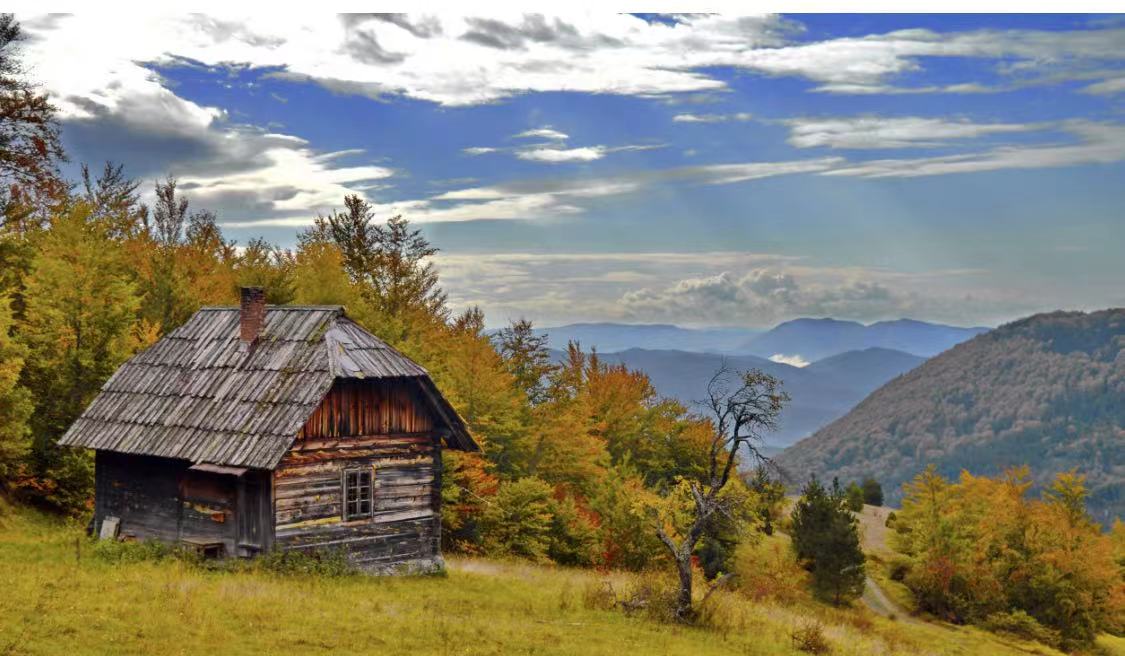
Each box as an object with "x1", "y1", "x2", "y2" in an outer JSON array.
[{"x1": 20, "y1": 13, "x2": 1125, "y2": 328}]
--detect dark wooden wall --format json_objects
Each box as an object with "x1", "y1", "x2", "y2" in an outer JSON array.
[
  {"x1": 274, "y1": 378, "x2": 443, "y2": 568},
  {"x1": 95, "y1": 451, "x2": 271, "y2": 557}
]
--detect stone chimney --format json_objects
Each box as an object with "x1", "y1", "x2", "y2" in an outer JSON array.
[{"x1": 239, "y1": 287, "x2": 266, "y2": 346}]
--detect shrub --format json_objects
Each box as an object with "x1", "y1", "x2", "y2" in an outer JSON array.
[
  {"x1": 887, "y1": 556, "x2": 911, "y2": 582},
  {"x1": 581, "y1": 579, "x2": 617, "y2": 611},
  {"x1": 91, "y1": 537, "x2": 181, "y2": 564},
  {"x1": 582, "y1": 572, "x2": 681, "y2": 623},
  {"x1": 884, "y1": 511, "x2": 897, "y2": 528},
  {"x1": 255, "y1": 547, "x2": 355, "y2": 577},
  {"x1": 982, "y1": 610, "x2": 1062, "y2": 647},
  {"x1": 790, "y1": 621, "x2": 831, "y2": 654}
]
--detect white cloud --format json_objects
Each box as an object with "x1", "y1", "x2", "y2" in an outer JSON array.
[
  {"x1": 783, "y1": 116, "x2": 1041, "y2": 149},
  {"x1": 769, "y1": 354, "x2": 810, "y2": 367},
  {"x1": 23, "y1": 14, "x2": 1124, "y2": 116},
  {"x1": 515, "y1": 127, "x2": 568, "y2": 140},
  {"x1": 463, "y1": 146, "x2": 499, "y2": 155},
  {"x1": 672, "y1": 112, "x2": 753, "y2": 123}
]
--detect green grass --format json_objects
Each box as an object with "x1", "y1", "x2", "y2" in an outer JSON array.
[{"x1": 0, "y1": 505, "x2": 1108, "y2": 656}]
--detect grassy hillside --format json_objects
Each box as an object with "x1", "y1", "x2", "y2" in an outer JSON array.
[
  {"x1": 777, "y1": 309, "x2": 1125, "y2": 523},
  {"x1": 3, "y1": 505, "x2": 1112, "y2": 656}
]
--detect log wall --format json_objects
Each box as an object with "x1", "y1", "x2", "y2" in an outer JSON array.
[
  {"x1": 274, "y1": 379, "x2": 443, "y2": 568},
  {"x1": 94, "y1": 451, "x2": 271, "y2": 557}
]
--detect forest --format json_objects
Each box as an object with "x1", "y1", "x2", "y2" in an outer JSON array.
[{"x1": 0, "y1": 14, "x2": 1122, "y2": 650}]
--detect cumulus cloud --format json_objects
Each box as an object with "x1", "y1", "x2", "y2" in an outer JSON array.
[
  {"x1": 783, "y1": 116, "x2": 1040, "y2": 149},
  {"x1": 427, "y1": 252, "x2": 1054, "y2": 329},
  {"x1": 619, "y1": 269, "x2": 905, "y2": 325}
]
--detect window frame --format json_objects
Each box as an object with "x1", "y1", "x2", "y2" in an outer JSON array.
[{"x1": 341, "y1": 466, "x2": 374, "y2": 521}]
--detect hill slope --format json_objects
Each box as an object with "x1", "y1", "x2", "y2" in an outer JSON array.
[
  {"x1": 588, "y1": 347, "x2": 925, "y2": 447},
  {"x1": 776, "y1": 309, "x2": 1125, "y2": 523},
  {"x1": 742, "y1": 318, "x2": 987, "y2": 361}
]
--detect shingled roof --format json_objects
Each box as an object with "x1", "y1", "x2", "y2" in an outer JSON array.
[{"x1": 59, "y1": 305, "x2": 477, "y2": 469}]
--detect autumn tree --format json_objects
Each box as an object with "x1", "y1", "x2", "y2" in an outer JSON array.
[
  {"x1": 892, "y1": 466, "x2": 1122, "y2": 648},
  {"x1": 652, "y1": 364, "x2": 788, "y2": 621},
  {"x1": 790, "y1": 477, "x2": 866, "y2": 606},
  {"x1": 17, "y1": 202, "x2": 145, "y2": 511}
]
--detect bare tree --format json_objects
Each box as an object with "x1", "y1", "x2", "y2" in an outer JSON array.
[{"x1": 654, "y1": 363, "x2": 788, "y2": 621}]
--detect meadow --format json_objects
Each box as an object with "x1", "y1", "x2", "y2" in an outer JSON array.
[{"x1": 6, "y1": 504, "x2": 1120, "y2": 656}]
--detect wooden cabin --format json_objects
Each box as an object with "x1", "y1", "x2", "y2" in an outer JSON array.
[{"x1": 59, "y1": 287, "x2": 478, "y2": 572}]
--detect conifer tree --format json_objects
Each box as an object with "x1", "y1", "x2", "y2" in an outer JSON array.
[
  {"x1": 0, "y1": 293, "x2": 31, "y2": 486},
  {"x1": 861, "y1": 477, "x2": 884, "y2": 506},
  {"x1": 791, "y1": 477, "x2": 866, "y2": 605}
]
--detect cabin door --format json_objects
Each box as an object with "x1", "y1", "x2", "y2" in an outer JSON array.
[{"x1": 236, "y1": 473, "x2": 267, "y2": 556}]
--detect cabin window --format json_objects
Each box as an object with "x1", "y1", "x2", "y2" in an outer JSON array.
[{"x1": 343, "y1": 468, "x2": 373, "y2": 520}]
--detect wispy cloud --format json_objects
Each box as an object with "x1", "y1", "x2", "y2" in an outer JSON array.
[
  {"x1": 673, "y1": 112, "x2": 753, "y2": 123},
  {"x1": 1081, "y1": 76, "x2": 1125, "y2": 95},
  {"x1": 824, "y1": 120, "x2": 1125, "y2": 177},
  {"x1": 783, "y1": 116, "x2": 1042, "y2": 149},
  {"x1": 514, "y1": 127, "x2": 568, "y2": 140}
]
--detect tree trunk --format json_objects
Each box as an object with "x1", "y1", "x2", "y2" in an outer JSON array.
[{"x1": 674, "y1": 551, "x2": 694, "y2": 621}]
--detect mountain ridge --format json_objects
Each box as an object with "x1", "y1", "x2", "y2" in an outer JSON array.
[{"x1": 554, "y1": 346, "x2": 926, "y2": 447}]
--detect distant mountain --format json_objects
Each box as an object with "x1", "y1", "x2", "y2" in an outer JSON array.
[
  {"x1": 741, "y1": 318, "x2": 988, "y2": 362},
  {"x1": 571, "y1": 346, "x2": 925, "y2": 448},
  {"x1": 804, "y1": 347, "x2": 926, "y2": 383},
  {"x1": 776, "y1": 309, "x2": 1125, "y2": 524},
  {"x1": 536, "y1": 323, "x2": 760, "y2": 354}
]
